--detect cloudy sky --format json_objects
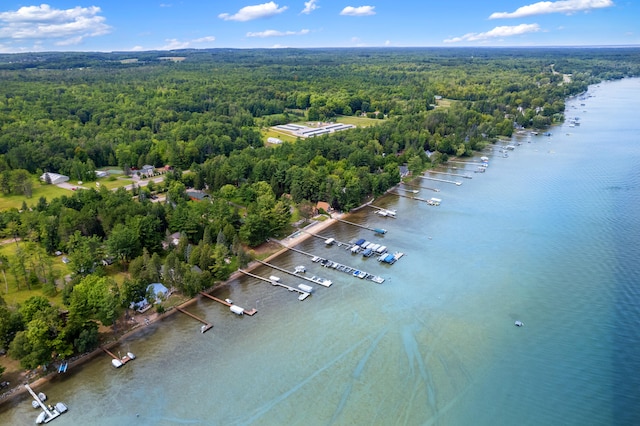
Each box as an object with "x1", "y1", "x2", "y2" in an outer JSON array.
[{"x1": 0, "y1": 0, "x2": 636, "y2": 53}]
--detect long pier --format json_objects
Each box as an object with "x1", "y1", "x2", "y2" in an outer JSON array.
[
  {"x1": 255, "y1": 259, "x2": 332, "y2": 287},
  {"x1": 390, "y1": 191, "x2": 438, "y2": 205},
  {"x1": 367, "y1": 205, "x2": 397, "y2": 218},
  {"x1": 239, "y1": 269, "x2": 311, "y2": 299},
  {"x1": 335, "y1": 218, "x2": 386, "y2": 234},
  {"x1": 299, "y1": 230, "x2": 352, "y2": 248},
  {"x1": 427, "y1": 170, "x2": 472, "y2": 179},
  {"x1": 447, "y1": 160, "x2": 487, "y2": 166},
  {"x1": 420, "y1": 175, "x2": 462, "y2": 186},
  {"x1": 199, "y1": 292, "x2": 258, "y2": 315},
  {"x1": 175, "y1": 307, "x2": 213, "y2": 333}
]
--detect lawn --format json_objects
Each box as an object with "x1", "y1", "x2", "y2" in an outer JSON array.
[
  {"x1": 95, "y1": 177, "x2": 133, "y2": 190},
  {"x1": 334, "y1": 115, "x2": 384, "y2": 127},
  {"x1": 0, "y1": 181, "x2": 72, "y2": 211},
  {"x1": 261, "y1": 128, "x2": 298, "y2": 144}
]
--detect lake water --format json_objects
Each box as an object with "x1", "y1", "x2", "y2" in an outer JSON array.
[{"x1": 2, "y1": 78, "x2": 639, "y2": 425}]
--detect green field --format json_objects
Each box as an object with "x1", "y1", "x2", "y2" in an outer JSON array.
[
  {"x1": 0, "y1": 181, "x2": 71, "y2": 211},
  {"x1": 261, "y1": 128, "x2": 298, "y2": 144},
  {"x1": 334, "y1": 115, "x2": 384, "y2": 127}
]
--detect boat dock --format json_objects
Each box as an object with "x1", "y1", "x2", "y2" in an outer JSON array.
[
  {"x1": 367, "y1": 205, "x2": 397, "y2": 218},
  {"x1": 402, "y1": 182, "x2": 440, "y2": 192},
  {"x1": 25, "y1": 384, "x2": 60, "y2": 423},
  {"x1": 427, "y1": 170, "x2": 472, "y2": 179},
  {"x1": 239, "y1": 269, "x2": 311, "y2": 300},
  {"x1": 420, "y1": 175, "x2": 462, "y2": 186},
  {"x1": 391, "y1": 191, "x2": 440, "y2": 205},
  {"x1": 284, "y1": 246, "x2": 384, "y2": 284},
  {"x1": 199, "y1": 292, "x2": 258, "y2": 315},
  {"x1": 299, "y1": 230, "x2": 352, "y2": 248},
  {"x1": 175, "y1": 307, "x2": 214, "y2": 333},
  {"x1": 336, "y1": 218, "x2": 386, "y2": 234},
  {"x1": 447, "y1": 160, "x2": 487, "y2": 166},
  {"x1": 102, "y1": 347, "x2": 134, "y2": 365},
  {"x1": 255, "y1": 259, "x2": 332, "y2": 287}
]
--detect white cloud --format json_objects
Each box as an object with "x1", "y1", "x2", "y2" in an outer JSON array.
[
  {"x1": 158, "y1": 36, "x2": 215, "y2": 50},
  {"x1": 0, "y1": 4, "x2": 111, "y2": 46},
  {"x1": 490, "y1": 0, "x2": 613, "y2": 19},
  {"x1": 384, "y1": 40, "x2": 391, "y2": 46},
  {"x1": 301, "y1": 0, "x2": 319, "y2": 15},
  {"x1": 246, "y1": 29, "x2": 310, "y2": 38},
  {"x1": 444, "y1": 24, "x2": 541, "y2": 43},
  {"x1": 219, "y1": 2, "x2": 288, "y2": 22},
  {"x1": 340, "y1": 6, "x2": 376, "y2": 16}
]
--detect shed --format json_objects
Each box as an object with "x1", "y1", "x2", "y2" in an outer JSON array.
[{"x1": 267, "y1": 137, "x2": 283, "y2": 144}]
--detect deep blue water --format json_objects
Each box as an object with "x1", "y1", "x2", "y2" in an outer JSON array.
[{"x1": 1, "y1": 78, "x2": 639, "y2": 425}]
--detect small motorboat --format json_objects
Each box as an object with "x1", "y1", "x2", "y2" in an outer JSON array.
[
  {"x1": 515, "y1": 320, "x2": 524, "y2": 327},
  {"x1": 127, "y1": 352, "x2": 136, "y2": 360},
  {"x1": 112, "y1": 358, "x2": 123, "y2": 368},
  {"x1": 225, "y1": 298, "x2": 233, "y2": 304}
]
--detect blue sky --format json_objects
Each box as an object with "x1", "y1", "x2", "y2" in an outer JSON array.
[{"x1": 0, "y1": 1, "x2": 637, "y2": 53}]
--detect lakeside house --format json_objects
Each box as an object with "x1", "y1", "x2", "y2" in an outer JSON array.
[{"x1": 130, "y1": 283, "x2": 170, "y2": 313}]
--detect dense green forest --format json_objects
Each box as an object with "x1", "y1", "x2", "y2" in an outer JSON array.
[{"x1": 1, "y1": 47, "x2": 639, "y2": 371}]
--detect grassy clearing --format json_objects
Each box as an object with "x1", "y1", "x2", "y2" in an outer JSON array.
[
  {"x1": 261, "y1": 128, "x2": 298, "y2": 144},
  {"x1": 96, "y1": 177, "x2": 133, "y2": 190},
  {"x1": 335, "y1": 115, "x2": 384, "y2": 127},
  {"x1": 435, "y1": 98, "x2": 455, "y2": 108},
  {"x1": 0, "y1": 181, "x2": 71, "y2": 211}
]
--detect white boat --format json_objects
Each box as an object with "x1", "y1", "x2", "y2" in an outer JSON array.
[
  {"x1": 225, "y1": 298, "x2": 233, "y2": 304},
  {"x1": 36, "y1": 411, "x2": 47, "y2": 424},
  {"x1": 294, "y1": 265, "x2": 306, "y2": 274},
  {"x1": 38, "y1": 392, "x2": 47, "y2": 402},
  {"x1": 269, "y1": 275, "x2": 280, "y2": 282},
  {"x1": 32, "y1": 400, "x2": 40, "y2": 409},
  {"x1": 298, "y1": 284, "x2": 314, "y2": 293},
  {"x1": 111, "y1": 358, "x2": 123, "y2": 368},
  {"x1": 230, "y1": 305, "x2": 244, "y2": 315},
  {"x1": 324, "y1": 237, "x2": 335, "y2": 245},
  {"x1": 127, "y1": 352, "x2": 136, "y2": 360}
]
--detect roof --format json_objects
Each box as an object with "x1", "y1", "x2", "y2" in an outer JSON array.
[{"x1": 147, "y1": 283, "x2": 168, "y2": 296}]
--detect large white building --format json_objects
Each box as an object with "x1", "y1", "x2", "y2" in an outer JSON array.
[{"x1": 40, "y1": 172, "x2": 69, "y2": 185}]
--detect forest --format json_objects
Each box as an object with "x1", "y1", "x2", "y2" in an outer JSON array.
[{"x1": 0, "y1": 47, "x2": 639, "y2": 374}]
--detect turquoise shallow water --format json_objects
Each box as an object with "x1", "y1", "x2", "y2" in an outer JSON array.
[{"x1": 2, "y1": 78, "x2": 640, "y2": 425}]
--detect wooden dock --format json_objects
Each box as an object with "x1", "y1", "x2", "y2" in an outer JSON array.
[
  {"x1": 255, "y1": 259, "x2": 332, "y2": 287},
  {"x1": 239, "y1": 269, "x2": 311, "y2": 299},
  {"x1": 427, "y1": 170, "x2": 472, "y2": 179},
  {"x1": 25, "y1": 384, "x2": 59, "y2": 422},
  {"x1": 335, "y1": 218, "x2": 386, "y2": 234},
  {"x1": 199, "y1": 292, "x2": 258, "y2": 315},
  {"x1": 175, "y1": 307, "x2": 213, "y2": 333},
  {"x1": 390, "y1": 191, "x2": 437, "y2": 205},
  {"x1": 420, "y1": 175, "x2": 462, "y2": 186},
  {"x1": 447, "y1": 160, "x2": 487, "y2": 166},
  {"x1": 299, "y1": 229, "x2": 352, "y2": 248}
]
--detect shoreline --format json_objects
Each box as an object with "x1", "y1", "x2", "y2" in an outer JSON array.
[{"x1": 0, "y1": 212, "x2": 345, "y2": 407}]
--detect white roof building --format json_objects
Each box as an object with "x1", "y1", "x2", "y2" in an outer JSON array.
[{"x1": 40, "y1": 173, "x2": 69, "y2": 185}]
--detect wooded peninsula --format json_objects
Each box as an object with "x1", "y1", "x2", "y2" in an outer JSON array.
[{"x1": 1, "y1": 47, "x2": 639, "y2": 385}]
